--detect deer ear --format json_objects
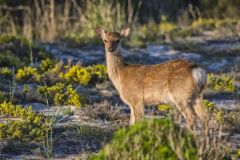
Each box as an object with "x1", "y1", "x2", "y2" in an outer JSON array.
[
  {"x1": 120, "y1": 27, "x2": 130, "y2": 38},
  {"x1": 96, "y1": 27, "x2": 105, "y2": 38}
]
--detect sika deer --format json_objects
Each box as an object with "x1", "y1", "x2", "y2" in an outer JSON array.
[{"x1": 96, "y1": 27, "x2": 208, "y2": 129}]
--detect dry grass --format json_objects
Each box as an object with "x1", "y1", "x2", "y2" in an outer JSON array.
[
  {"x1": 82, "y1": 101, "x2": 129, "y2": 126},
  {"x1": 0, "y1": 0, "x2": 139, "y2": 43}
]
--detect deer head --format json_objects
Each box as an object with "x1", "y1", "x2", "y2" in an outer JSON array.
[{"x1": 96, "y1": 27, "x2": 130, "y2": 54}]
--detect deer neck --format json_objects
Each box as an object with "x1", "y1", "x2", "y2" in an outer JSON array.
[{"x1": 106, "y1": 49, "x2": 125, "y2": 90}]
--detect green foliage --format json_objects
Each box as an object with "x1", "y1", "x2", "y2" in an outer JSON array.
[
  {"x1": 38, "y1": 82, "x2": 85, "y2": 107},
  {"x1": 203, "y1": 99, "x2": 219, "y2": 113},
  {"x1": 191, "y1": 18, "x2": 217, "y2": 30},
  {"x1": 61, "y1": 107, "x2": 74, "y2": 116},
  {"x1": 91, "y1": 118, "x2": 198, "y2": 160},
  {"x1": 60, "y1": 65, "x2": 91, "y2": 86},
  {"x1": 0, "y1": 35, "x2": 31, "y2": 46},
  {"x1": 88, "y1": 64, "x2": 108, "y2": 81},
  {"x1": 16, "y1": 66, "x2": 41, "y2": 83},
  {"x1": 40, "y1": 58, "x2": 56, "y2": 72},
  {"x1": 202, "y1": 99, "x2": 223, "y2": 122},
  {"x1": 0, "y1": 91, "x2": 8, "y2": 103},
  {"x1": 0, "y1": 35, "x2": 51, "y2": 68},
  {"x1": 203, "y1": 99, "x2": 240, "y2": 132},
  {"x1": 199, "y1": 0, "x2": 240, "y2": 18},
  {"x1": 60, "y1": 64, "x2": 108, "y2": 85},
  {"x1": 0, "y1": 101, "x2": 47, "y2": 142},
  {"x1": 0, "y1": 67, "x2": 13, "y2": 79},
  {"x1": 219, "y1": 111, "x2": 240, "y2": 133},
  {"x1": 0, "y1": 51, "x2": 23, "y2": 68},
  {"x1": 157, "y1": 104, "x2": 172, "y2": 112},
  {"x1": 207, "y1": 74, "x2": 238, "y2": 92},
  {"x1": 65, "y1": 0, "x2": 127, "y2": 45}
]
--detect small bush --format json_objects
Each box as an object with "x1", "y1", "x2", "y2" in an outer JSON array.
[
  {"x1": 203, "y1": 99, "x2": 240, "y2": 133},
  {"x1": 61, "y1": 65, "x2": 91, "y2": 85},
  {"x1": 38, "y1": 82, "x2": 86, "y2": 107},
  {"x1": 0, "y1": 101, "x2": 47, "y2": 142},
  {"x1": 0, "y1": 51, "x2": 23, "y2": 68},
  {"x1": 0, "y1": 67, "x2": 13, "y2": 79},
  {"x1": 83, "y1": 101, "x2": 127, "y2": 123},
  {"x1": 207, "y1": 74, "x2": 238, "y2": 92},
  {"x1": 0, "y1": 91, "x2": 8, "y2": 103},
  {"x1": 203, "y1": 99, "x2": 219, "y2": 113},
  {"x1": 0, "y1": 35, "x2": 52, "y2": 68},
  {"x1": 40, "y1": 58, "x2": 56, "y2": 72},
  {"x1": 91, "y1": 118, "x2": 198, "y2": 160},
  {"x1": 16, "y1": 66, "x2": 41, "y2": 83},
  {"x1": 60, "y1": 64, "x2": 108, "y2": 85},
  {"x1": 88, "y1": 64, "x2": 108, "y2": 82},
  {"x1": 0, "y1": 35, "x2": 31, "y2": 46}
]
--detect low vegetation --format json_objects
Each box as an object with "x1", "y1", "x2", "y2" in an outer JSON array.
[
  {"x1": 91, "y1": 118, "x2": 225, "y2": 160},
  {"x1": 207, "y1": 74, "x2": 238, "y2": 93},
  {"x1": 0, "y1": 35, "x2": 51, "y2": 68},
  {"x1": 0, "y1": 101, "x2": 47, "y2": 142},
  {"x1": 59, "y1": 64, "x2": 108, "y2": 85},
  {"x1": 38, "y1": 83, "x2": 86, "y2": 107},
  {"x1": 16, "y1": 66, "x2": 41, "y2": 83}
]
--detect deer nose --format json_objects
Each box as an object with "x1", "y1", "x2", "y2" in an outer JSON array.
[{"x1": 108, "y1": 48, "x2": 115, "y2": 52}]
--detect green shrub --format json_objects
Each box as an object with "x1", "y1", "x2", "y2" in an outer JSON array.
[
  {"x1": 40, "y1": 58, "x2": 56, "y2": 72},
  {"x1": 203, "y1": 99, "x2": 219, "y2": 113},
  {"x1": 0, "y1": 101, "x2": 47, "y2": 142},
  {"x1": 0, "y1": 35, "x2": 52, "y2": 68},
  {"x1": 38, "y1": 82, "x2": 86, "y2": 107},
  {"x1": 88, "y1": 64, "x2": 108, "y2": 81},
  {"x1": 0, "y1": 35, "x2": 31, "y2": 46},
  {"x1": 64, "y1": 0, "x2": 127, "y2": 45},
  {"x1": 0, "y1": 51, "x2": 23, "y2": 68},
  {"x1": 91, "y1": 118, "x2": 198, "y2": 160},
  {"x1": 207, "y1": 74, "x2": 238, "y2": 92},
  {"x1": 0, "y1": 91, "x2": 8, "y2": 103},
  {"x1": 0, "y1": 67, "x2": 13, "y2": 79},
  {"x1": 16, "y1": 66, "x2": 41, "y2": 83},
  {"x1": 203, "y1": 99, "x2": 240, "y2": 132}
]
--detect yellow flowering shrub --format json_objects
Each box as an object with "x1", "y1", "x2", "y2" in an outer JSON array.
[
  {"x1": 60, "y1": 65, "x2": 90, "y2": 85},
  {"x1": 0, "y1": 67, "x2": 13, "y2": 79},
  {"x1": 207, "y1": 74, "x2": 238, "y2": 92},
  {"x1": 88, "y1": 64, "x2": 108, "y2": 81},
  {"x1": 157, "y1": 104, "x2": 171, "y2": 112},
  {"x1": 159, "y1": 22, "x2": 176, "y2": 34},
  {"x1": 60, "y1": 64, "x2": 107, "y2": 85},
  {"x1": 202, "y1": 99, "x2": 240, "y2": 130},
  {"x1": 0, "y1": 101, "x2": 47, "y2": 141},
  {"x1": 38, "y1": 82, "x2": 86, "y2": 107},
  {"x1": 40, "y1": 58, "x2": 56, "y2": 72},
  {"x1": 16, "y1": 66, "x2": 41, "y2": 83}
]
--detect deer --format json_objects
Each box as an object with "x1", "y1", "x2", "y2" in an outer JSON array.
[{"x1": 96, "y1": 27, "x2": 208, "y2": 129}]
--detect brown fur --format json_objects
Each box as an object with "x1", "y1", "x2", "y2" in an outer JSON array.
[{"x1": 96, "y1": 27, "x2": 208, "y2": 129}]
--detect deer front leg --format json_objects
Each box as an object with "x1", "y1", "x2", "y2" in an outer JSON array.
[{"x1": 129, "y1": 102, "x2": 144, "y2": 125}]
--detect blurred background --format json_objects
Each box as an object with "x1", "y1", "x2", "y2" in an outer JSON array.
[{"x1": 0, "y1": 0, "x2": 240, "y2": 45}]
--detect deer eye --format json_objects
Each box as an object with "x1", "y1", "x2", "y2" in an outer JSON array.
[{"x1": 104, "y1": 40, "x2": 107, "y2": 43}]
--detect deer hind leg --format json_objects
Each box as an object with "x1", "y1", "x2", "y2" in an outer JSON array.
[
  {"x1": 129, "y1": 102, "x2": 144, "y2": 125},
  {"x1": 193, "y1": 97, "x2": 208, "y2": 128},
  {"x1": 175, "y1": 101, "x2": 196, "y2": 130}
]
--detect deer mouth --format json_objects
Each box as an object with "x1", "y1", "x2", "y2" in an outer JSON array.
[{"x1": 108, "y1": 48, "x2": 115, "y2": 52}]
